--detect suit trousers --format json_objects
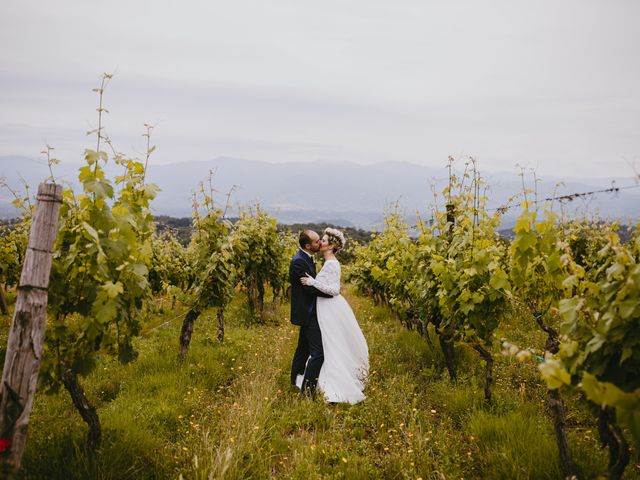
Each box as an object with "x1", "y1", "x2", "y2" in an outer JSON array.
[{"x1": 290, "y1": 322, "x2": 324, "y2": 395}]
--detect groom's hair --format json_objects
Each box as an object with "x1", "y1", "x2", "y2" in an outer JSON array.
[{"x1": 299, "y1": 230, "x2": 314, "y2": 249}]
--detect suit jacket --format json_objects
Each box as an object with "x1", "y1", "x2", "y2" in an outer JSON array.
[{"x1": 289, "y1": 249, "x2": 333, "y2": 326}]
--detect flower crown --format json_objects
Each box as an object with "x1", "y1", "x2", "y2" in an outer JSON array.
[{"x1": 324, "y1": 227, "x2": 346, "y2": 252}]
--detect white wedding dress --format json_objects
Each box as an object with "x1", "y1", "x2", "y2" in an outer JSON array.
[{"x1": 295, "y1": 259, "x2": 369, "y2": 404}]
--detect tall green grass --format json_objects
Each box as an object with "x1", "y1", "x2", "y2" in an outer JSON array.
[{"x1": 18, "y1": 296, "x2": 258, "y2": 479}]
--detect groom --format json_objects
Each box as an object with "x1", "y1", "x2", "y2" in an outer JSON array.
[{"x1": 289, "y1": 230, "x2": 334, "y2": 398}]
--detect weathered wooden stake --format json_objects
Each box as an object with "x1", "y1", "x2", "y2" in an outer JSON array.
[{"x1": 0, "y1": 183, "x2": 62, "y2": 477}]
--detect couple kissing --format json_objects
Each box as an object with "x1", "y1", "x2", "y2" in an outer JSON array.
[{"x1": 289, "y1": 228, "x2": 369, "y2": 404}]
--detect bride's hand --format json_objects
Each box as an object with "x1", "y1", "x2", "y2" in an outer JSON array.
[{"x1": 300, "y1": 273, "x2": 313, "y2": 285}]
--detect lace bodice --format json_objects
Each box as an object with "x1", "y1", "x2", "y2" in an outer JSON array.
[{"x1": 307, "y1": 259, "x2": 341, "y2": 296}]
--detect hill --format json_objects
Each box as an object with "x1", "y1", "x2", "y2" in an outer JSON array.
[{"x1": 1, "y1": 155, "x2": 638, "y2": 228}]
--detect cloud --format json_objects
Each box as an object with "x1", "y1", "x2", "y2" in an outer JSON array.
[{"x1": 1, "y1": 0, "x2": 639, "y2": 178}]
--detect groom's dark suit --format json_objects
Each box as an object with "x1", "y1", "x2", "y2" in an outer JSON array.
[{"x1": 289, "y1": 249, "x2": 333, "y2": 396}]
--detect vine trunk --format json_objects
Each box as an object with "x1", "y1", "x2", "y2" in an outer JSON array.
[
  {"x1": 216, "y1": 308, "x2": 224, "y2": 343},
  {"x1": 179, "y1": 308, "x2": 201, "y2": 361},
  {"x1": 472, "y1": 343, "x2": 493, "y2": 403},
  {"x1": 61, "y1": 366, "x2": 101, "y2": 451},
  {"x1": 598, "y1": 406, "x2": 630, "y2": 480}
]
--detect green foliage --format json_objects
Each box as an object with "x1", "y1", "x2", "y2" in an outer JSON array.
[
  {"x1": 426, "y1": 166, "x2": 509, "y2": 346},
  {"x1": 232, "y1": 204, "x2": 290, "y2": 319},
  {"x1": 509, "y1": 205, "x2": 569, "y2": 318},
  {"x1": 0, "y1": 218, "x2": 29, "y2": 289},
  {"x1": 185, "y1": 178, "x2": 295, "y2": 327},
  {"x1": 566, "y1": 219, "x2": 619, "y2": 270},
  {"x1": 0, "y1": 179, "x2": 33, "y2": 295},
  {"x1": 347, "y1": 209, "x2": 417, "y2": 318},
  {"x1": 539, "y1": 224, "x2": 640, "y2": 444},
  {"x1": 349, "y1": 159, "x2": 510, "y2": 368},
  {"x1": 44, "y1": 148, "x2": 158, "y2": 386},
  {"x1": 273, "y1": 230, "x2": 298, "y2": 299},
  {"x1": 148, "y1": 230, "x2": 190, "y2": 295},
  {"x1": 186, "y1": 183, "x2": 236, "y2": 313}
]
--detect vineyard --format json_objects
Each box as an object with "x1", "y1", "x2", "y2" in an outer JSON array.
[{"x1": 0, "y1": 77, "x2": 639, "y2": 479}]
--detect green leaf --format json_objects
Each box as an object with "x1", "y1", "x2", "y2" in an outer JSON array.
[
  {"x1": 94, "y1": 297, "x2": 117, "y2": 325},
  {"x1": 620, "y1": 346, "x2": 633, "y2": 364},
  {"x1": 82, "y1": 222, "x2": 101, "y2": 243},
  {"x1": 539, "y1": 359, "x2": 571, "y2": 389},
  {"x1": 84, "y1": 149, "x2": 99, "y2": 165},
  {"x1": 580, "y1": 372, "x2": 632, "y2": 408},
  {"x1": 559, "y1": 340, "x2": 579, "y2": 358},
  {"x1": 514, "y1": 210, "x2": 534, "y2": 233},
  {"x1": 607, "y1": 261, "x2": 626, "y2": 278},
  {"x1": 513, "y1": 232, "x2": 536, "y2": 252},
  {"x1": 84, "y1": 178, "x2": 114, "y2": 198},
  {"x1": 585, "y1": 334, "x2": 605, "y2": 356},
  {"x1": 617, "y1": 300, "x2": 637, "y2": 320},
  {"x1": 103, "y1": 281, "x2": 123, "y2": 299},
  {"x1": 558, "y1": 297, "x2": 582, "y2": 323},
  {"x1": 489, "y1": 269, "x2": 509, "y2": 291}
]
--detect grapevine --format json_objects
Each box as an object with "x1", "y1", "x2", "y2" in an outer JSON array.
[{"x1": 42, "y1": 74, "x2": 159, "y2": 450}]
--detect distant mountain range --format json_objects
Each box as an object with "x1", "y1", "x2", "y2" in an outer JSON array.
[{"x1": 1, "y1": 155, "x2": 638, "y2": 229}]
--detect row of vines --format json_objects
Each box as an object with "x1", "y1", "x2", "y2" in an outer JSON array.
[
  {"x1": 0, "y1": 75, "x2": 295, "y2": 471},
  {"x1": 347, "y1": 158, "x2": 639, "y2": 479}
]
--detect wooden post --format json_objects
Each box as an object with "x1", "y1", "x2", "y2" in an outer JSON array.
[{"x1": 0, "y1": 183, "x2": 63, "y2": 476}]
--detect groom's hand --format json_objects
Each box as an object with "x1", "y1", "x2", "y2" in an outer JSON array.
[{"x1": 290, "y1": 258, "x2": 332, "y2": 297}]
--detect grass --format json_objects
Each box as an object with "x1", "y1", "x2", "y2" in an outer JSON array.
[
  {"x1": 0, "y1": 287, "x2": 638, "y2": 479},
  {"x1": 15, "y1": 295, "x2": 258, "y2": 479}
]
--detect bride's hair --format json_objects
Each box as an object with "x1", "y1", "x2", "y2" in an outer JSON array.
[{"x1": 324, "y1": 227, "x2": 346, "y2": 253}]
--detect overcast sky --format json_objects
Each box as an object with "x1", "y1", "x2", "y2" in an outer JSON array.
[{"x1": 1, "y1": 0, "x2": 639, "y2": 178}]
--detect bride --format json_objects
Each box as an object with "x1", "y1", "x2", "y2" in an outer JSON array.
[{"x1": 298, "y1": 227, "x2": 369, "y2": 404}]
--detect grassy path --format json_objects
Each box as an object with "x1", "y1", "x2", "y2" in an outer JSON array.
[
  {"x1": 5, "y1": 287, "x2": 636, "y2": 478},
  {"x1": 183, "y1": 288, "x2": 620, "y2": 479}
]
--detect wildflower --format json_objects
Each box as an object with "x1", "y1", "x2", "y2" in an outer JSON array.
[{"x1": 0, "y1": 438, "x2": 11, "y2": 453}]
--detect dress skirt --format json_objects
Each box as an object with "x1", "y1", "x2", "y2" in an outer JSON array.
[{"x1": 296, "y1": 294, "x2": 369, "y2": 404}]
